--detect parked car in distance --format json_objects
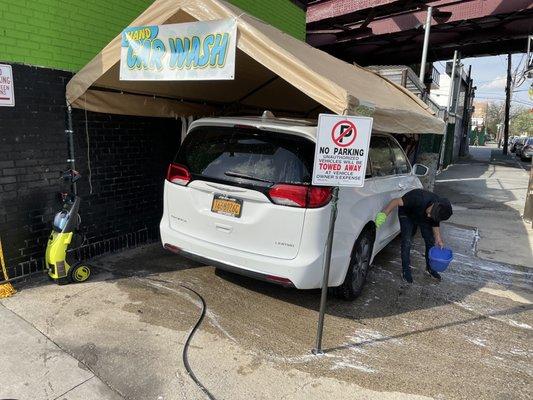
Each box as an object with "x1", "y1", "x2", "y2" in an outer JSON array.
[
  {"x1": 517, "y1": 137, "x2": 533, "y2": 161},
  {"x1": 160, "y1": 114, "x2": 429, "y2": 300},
  {"x1": 513, "y1": 137, "x2": 528, "y2": 156}
]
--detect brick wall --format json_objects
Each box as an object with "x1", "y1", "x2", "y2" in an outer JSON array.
[
  {"x1": 0, "y1": 63, "x2": 180, "y2": 277},
  {"x1": 72, "y1": 109, "x2": 181, "y2": 248},
  {"x1": 0, "y1": 64, "x2": 70, "y2": 271},
  {"x1": 0, "y1": 0, "x2": 305, "y2": 72},
  {"x1": 0, "y1": 0, "x2": 154, "y2": 71}
]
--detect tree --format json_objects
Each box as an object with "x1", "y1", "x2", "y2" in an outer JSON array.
[
  {"x1": 483, "y1": 102, "x2": 530, "y2": 139},
  {"x1": 485, "y1": 102, "x2": 504, "y2": 136},
  {"x1": 482, "y1": 56, "x2": 530, "y2": 143},
  {"x1": 510, "y1": 106, "x2": 533, "y2": 136}
]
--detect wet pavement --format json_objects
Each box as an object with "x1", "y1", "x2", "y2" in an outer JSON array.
[
  {"x1": 2, "y1": 221, "x2": 532, "y2": 400},
  {"x1": 2, "y1": 145, "x2": 532, "y2": 400}
]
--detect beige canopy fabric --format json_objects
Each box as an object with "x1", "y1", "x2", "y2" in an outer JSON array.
[{"x1": 66, "y1": 0, "x2": 445, "y2": 134}]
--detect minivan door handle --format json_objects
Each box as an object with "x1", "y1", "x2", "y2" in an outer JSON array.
[{"x1": 398, "y1": 183, "x2": 406, "y2": 190}]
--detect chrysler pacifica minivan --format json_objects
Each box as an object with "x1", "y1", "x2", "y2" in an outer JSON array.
[{"x1": 160, "y1": 115, "x2": 428, "y2": 299}]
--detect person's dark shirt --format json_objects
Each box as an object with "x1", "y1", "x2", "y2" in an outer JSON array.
[{"x1": 399, "y1": 189, "x2": 440, "y2": 227}]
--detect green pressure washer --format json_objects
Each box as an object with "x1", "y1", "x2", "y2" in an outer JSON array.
[{"x1": 45, "y1": 170, "x2": 92, "y2": 284}]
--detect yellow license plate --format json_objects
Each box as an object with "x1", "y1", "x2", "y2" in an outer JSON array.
[{"x1": 211, "y1": 194, "x2": 243, "y2": 218}]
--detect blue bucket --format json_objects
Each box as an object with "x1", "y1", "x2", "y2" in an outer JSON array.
[{"x1": 428, "y1": 247, "x2": 453, "y2": 272}]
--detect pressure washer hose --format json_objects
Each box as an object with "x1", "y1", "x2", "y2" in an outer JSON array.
[
  {"x1": 179, "y1": 284, "x2": 218, "y2": 400},
  {"x1": 92, "y1": 266, "x2": 218, "y2": 400}
]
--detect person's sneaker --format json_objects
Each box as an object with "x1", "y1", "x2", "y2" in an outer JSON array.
[
  {"x1": 401, "y1": 270, "x2": 413, "y2": 283},
  {"x1": 426, "y1": 267, "x2": 442, "y2": 281}
]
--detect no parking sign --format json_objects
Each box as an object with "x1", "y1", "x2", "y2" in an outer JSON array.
[
  {"x1": 312, "y1": 114, "x2": 373, "y2": 187},
  {"x1": 310, "y1": 114, "x2": 373, "y2": 355}
]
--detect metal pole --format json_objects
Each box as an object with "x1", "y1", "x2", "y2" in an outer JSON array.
[
  {"x1": 312, "y1": 186, "x2": 339, "y2": 355},
  {"x1": 439, "y1": 50, "x2": 458, "y2": 169},
  {"x1": 503, "y1": 53, "x2": 512, "y2": 155},
  {"x1": 66, "y1": 105, "x2": 77, "y2": 195},
  {"x1": 419, "y1": 6, "x2": 433, "y2": 82}
]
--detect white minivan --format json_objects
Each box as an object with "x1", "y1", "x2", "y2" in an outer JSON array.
[{"x1": 160, "y1": 115, "x2": 428, "y2": 299}]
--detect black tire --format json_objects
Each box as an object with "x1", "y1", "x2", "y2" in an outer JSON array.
[
  {"x1": 335, "y1": 229, "x2": 374, "y2": 300},
  {"x1": 68, "y1": 263, "x2": 92, "y2": 283}
]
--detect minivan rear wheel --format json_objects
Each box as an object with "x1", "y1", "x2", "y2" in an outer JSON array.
[{"x1": 335, "y1": 229, "x2": 373, "y2": 300}]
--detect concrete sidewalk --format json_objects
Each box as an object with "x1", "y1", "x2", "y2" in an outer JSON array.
[
  {"x1": 0, "y1": 303, "x2": 122, "y2": 400},
  {"x1": 435, "y1": 145, "x2": 533, "y2": 268}
]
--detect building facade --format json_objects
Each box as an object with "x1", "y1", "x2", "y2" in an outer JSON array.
[
  {"x1": 0, "y1": 1, "x2": 305, "y2": 278},
  {"x1": 0, "y1": 0, "x2": 305, "y2": 71},
  {"x1": 471, "y1": 101, "x2": 488, "y2": 128}
]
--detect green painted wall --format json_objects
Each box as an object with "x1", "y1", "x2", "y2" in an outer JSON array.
[
  {"x1": 0, "y1": 0, "x2": 305, "y2": 72},
  {"x1": 229, "y1": 0, "x2": 305, "y2": 40}
]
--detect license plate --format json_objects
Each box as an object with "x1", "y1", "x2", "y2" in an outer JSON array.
[{"x1": 211, "y1": 194, "x2": 243, "y2": 218}]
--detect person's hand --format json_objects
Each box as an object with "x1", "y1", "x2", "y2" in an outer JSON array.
[
  {"x1": 375, "y1": 212, "x2": 387, "y2": 229},
  {"x1": 436, "y1": 237, "x2": 445, "y2": 248}
]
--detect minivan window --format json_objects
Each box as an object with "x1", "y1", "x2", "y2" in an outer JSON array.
[
  {"x1": 369, "y1": 136, "x2": 395, "y2": 176},
  {"x1": 176, "y1": 126, "x2": 314, "y2": 185},
  {"x1": 388, "y1": 138, "x2": 411, "y2": 174}
]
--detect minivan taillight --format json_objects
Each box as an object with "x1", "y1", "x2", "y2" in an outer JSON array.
[
  {"x1": 166, "y1": 163, "x2": 191, "y2": 186},
  {"x1": 268, "y1": 184, "x2": 332, "y2": 208}
]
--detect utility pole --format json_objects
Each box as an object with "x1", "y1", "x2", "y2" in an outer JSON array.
[
  {"x1": 419, "y1": 6, "x2": 433, "y2": 83},
  {"x1": 503, "y1": 53, "x2": 511, "y2": 155}
]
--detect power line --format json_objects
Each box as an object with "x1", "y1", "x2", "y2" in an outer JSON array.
[
  {"x1": 475, "y1": 96, "x2": 533, "y2": 106},
  {"x1": 476, "y1": 89, "x2": 528, "y2": 94}
]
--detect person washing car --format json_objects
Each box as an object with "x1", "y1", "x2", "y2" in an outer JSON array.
[{"x1": 375, "y1": 189, "x2": 453, "y2": 283}]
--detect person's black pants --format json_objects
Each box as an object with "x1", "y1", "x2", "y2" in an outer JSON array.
[{"x1": 399, "y1": 214, "x2": 435, "y2": 273}]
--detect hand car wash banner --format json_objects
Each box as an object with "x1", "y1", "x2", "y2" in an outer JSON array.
[{"x1": 120, "y1": 19, "x2": 237, "y2": 81}]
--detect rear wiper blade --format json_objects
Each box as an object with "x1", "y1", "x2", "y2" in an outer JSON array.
[{"x1": 224, "y1": 171, "x2": 272, "y2": 183}]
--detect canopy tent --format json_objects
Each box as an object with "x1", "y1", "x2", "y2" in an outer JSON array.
[{"x1": 66, "y1": 0, "x2": 445, "y2": 134}]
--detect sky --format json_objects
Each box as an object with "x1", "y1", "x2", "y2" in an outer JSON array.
[{"x1": 433, "y1": 53, "x2": 533, "y2": 109}]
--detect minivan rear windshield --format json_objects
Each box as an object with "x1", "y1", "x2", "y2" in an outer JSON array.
[{"x1": 175, "y1": 126, "x2": 314, "y2": 185}]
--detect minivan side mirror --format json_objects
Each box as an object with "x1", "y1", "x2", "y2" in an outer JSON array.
[{"x1": 412, "y1": 163, "x2": 429, "y2": 177}]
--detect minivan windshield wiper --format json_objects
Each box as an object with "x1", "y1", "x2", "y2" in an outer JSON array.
[{"x1": 224, "y1": 171, "x2": 273, "y2": 183}]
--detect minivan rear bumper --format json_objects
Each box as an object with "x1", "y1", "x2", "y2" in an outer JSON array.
[
  {"x1": 160, "y1": 220, "x2": 332, "y2": 289},
  {"x1": 163, "y1": 243, "x2": 295, "y2": 287}
]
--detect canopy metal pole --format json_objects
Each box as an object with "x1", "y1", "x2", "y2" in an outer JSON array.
[
  {"x1": 66, "y1": 105, "x2": 77, "y2": 195},
  {"x1": 419, "y1": 6, "x2": 433, "y2": 82},
  {"x1": 312, "y1": 186, "x2": 339, "y2": 355}
]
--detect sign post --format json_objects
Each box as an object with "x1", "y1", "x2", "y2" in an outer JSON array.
[
  {"x1": 312, "y1": 186, "x2": 339, "y2": 355},
  {"x1": 311, "y1": 114, "x2": 373, "y2": 355}
]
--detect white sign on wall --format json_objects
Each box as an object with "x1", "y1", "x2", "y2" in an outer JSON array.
[
  {"x1": 120, "y1": 19, "x2": 237, "y2": 81},
  {"x1": 0, "y1": 64, "x2": 15, "y2": 107},
  {"x1": 312, "y1": 114, "x2": 373, "y2": 187}
]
